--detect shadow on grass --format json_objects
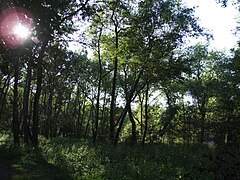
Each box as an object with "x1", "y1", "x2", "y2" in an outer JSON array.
[
  {"x1": 0, "y1": 145, "x2": 72, "y2": 180},
  {"x1": 3, "y1": 136, "x2": 239, "y2": 180}
]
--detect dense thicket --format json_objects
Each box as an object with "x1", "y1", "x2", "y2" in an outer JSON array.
[{"x1": 0, "y1": 0, "x2": 239, "y2": 149}]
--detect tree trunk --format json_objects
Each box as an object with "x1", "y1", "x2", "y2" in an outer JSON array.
[
  {"x1": 42, "y1": 90, "x2": 48, "y2": 137},
  {"x1": 139, "y1": 94, "x2": 144, "y2": 135},
  {"x1": 109, "y1": 22, "x2": 119, "y2": 144},
  {"x1": 84, "y1": 104, "x2": 92, "y2": 138},
  {"x1": 12, "y1": 57, "x2": 20, "y2": 146},
  {"x1": 76, "y1": 100, "x2": 82, "y2": 138},
  {"x1": 23, "y1": 63, "x2": 32, "y2": 144},
  {"x1": 0, "y1": 75, "x2": 9, "y2": 99},
  {"x1": 127, "y1": 102, "x2": 137, "y2": 144},
  {"x1": 0, "y1": 75, "x2": 10, "y2": 122},
  {"x1": 32, "y1": 40, "x2": 48, "y2": 147},
  {"x1": 53, "y1": 96, "x2": 62, "y2": 137},
  {"x1": 101, "y1": 89, "x2": 107, "y2": 125},
  {"x1": 45, "y1": 76, "x2": 54, "y2": 139},
  {"x1": 114, "y1": 107, "x2": 128, "y2": 146},
  {"x1": 79, "y1": 100, "x2": 86, "y2": 138},
  {"x1": 199, "y1": 99, "x2": 206, "y2": 144},
  {"x1": 142, "y1": 82, "x2": 149, "y2": 147},
  {"x1": 47, "y1": 88, "x2": 53, "y2": 138},
  {"x1": 114, "y1": 71, "x2": 143, "y2": 145},
  {"x1": 158, "y1": 92, "x2": 177, "y2": 138},
  {"x1": 93, "y1": 27, "x2": 103, "y2": 144}
]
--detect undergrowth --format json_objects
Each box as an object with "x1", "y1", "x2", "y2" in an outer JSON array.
[{"x1": 0, "y1": 132, "x2": 239, "y2": 179}]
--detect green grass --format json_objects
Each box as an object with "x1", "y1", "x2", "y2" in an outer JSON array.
[
  {"x1": 0, "y1": 134, "x2": 71, "y2": 179},
  {"x1": 0, "y1": 133, "x2": 239, "y2": 179}
]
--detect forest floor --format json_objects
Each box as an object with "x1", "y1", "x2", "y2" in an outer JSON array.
[
  {"x1": 0, "y1": 135, "x2": 240, "y2": 179},
  {"x1": 0, "y1": 145, "x2": 71, "y2": 179}
]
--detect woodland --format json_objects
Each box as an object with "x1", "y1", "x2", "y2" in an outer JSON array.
[{"x1": 0, "y1": 0, "x2": 240, "y2": 179}]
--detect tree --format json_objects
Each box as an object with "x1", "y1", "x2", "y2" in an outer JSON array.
[
  {"x1": 28, "y1": 0, "x2": 91, "y2": 146},
  {"x1": 127, "y1": 0, "x2": 204, "y2": 145},
  {"x1": 183, "y1": 44, "x2": 211, "y2": 143}
]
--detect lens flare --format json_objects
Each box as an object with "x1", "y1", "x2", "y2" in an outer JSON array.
[
  {"x1": 13, "y1": 24, "x2": 30, "y2": 39},
  {"x1": 0, "y1": 7, "x2": 33, "y2": 48}
]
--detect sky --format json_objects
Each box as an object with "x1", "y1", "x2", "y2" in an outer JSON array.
[{"x1": 184, "y1": 0, "x2": 239, "y2": 50}]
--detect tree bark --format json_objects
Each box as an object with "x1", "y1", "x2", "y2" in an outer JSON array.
[
  {"x1": 139, "y1": 94, "x2": 144, "y2": 135},
  {"x1": 0, "y1": 75, "x2": 9, "y2": 99},
  {"x1": 127, "y1": 102, "x2": 137, "y2": 144},
  {"x1": 109, "y1": 20, "x2": 119, "y2": 144},
  {"x1": 79, "y1": 100, "x2": 86, "y2": 138},
  {"x1": 32, "y1": 40, "x2": 48, "y2": 146},
  {"x1": 76, "y1": 100, "x2": 82, "y2": 138},
  {"x1": 47, "y1": 86, "x2": 53, "y2": 138},
  {"x1": 93, "y1": 27, "x2": 103, "y2": 144},
  {"x1": 157, "y1": 92, "x2": 177, "y2": 139},
  {"x1": 142, "y1": 82, "x2": 149, "y2": 147},
  {"x1": 12, "y1": 56, "x2": 20, "y2": 146},
  {"x1": 84, "y1": 103, "x2": 92, "y2": 138},
  {"x1": 23, "y1": 63, "x2": 32, "y2": 144},
  {"x1": 0, "y1": 75, "x2": 10, "y2": 122},
  {"x1": 114, "y1": 71, "x2": 143, "y2": 145},
  {"x1": 198, "y1": 98, "x2": 206, "y2": 144},
  {"x1": 114, "y1": 107, "x2": 128, "y2": 146}
]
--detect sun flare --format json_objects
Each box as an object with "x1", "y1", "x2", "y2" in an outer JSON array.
[{"x1": 13, "y1": 24, "x2": 30, "y2": 39}]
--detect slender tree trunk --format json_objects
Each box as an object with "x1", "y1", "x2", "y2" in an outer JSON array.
[
  {"x1": 76, "y1": 100, "x2": 82, "y2": 138},
  {"x1": 93, "y1": 27, "x2": 103, "y2": 144},
  {"x1": 128, "y1": 102, "x2": 137, "y2": 144},
  {"x1": 53, "y1": 96, "x2": 62, "y2": 137},
  {"x1": 32, "y1": 40, "x2": 48, "y2": 146},
  {"x1": 0, "y1": 76, "x2": 10, "y2": 122},
  {"x1": 158, "y1": 107, "x2": 178, "y2": 138},
  {"x1": 101, "y1": 89, "x2": 107, "y2": 123},
  {"x1": 12, "y1": 56, "x2": 20, "y2": 146},
  {"x1": 84, "y1": 104, "x2": 92, "y2": 138},
  {"x1": 47, "y1": 89, "x2": 53, "y2": 138},
  {"x1": 142, "y1": 82, "x2": 149, "y2": 147},
  {"x1": 42, "y1": 90, "x2": 48, "y2": 137},
  {"x1": 199, "y1": 99, "x2": 206, "y2": 144},
  {"x1": 139, "y1": 94, "x2": 144, "y2": 135},
  {"x1": 109, "y1": 23, "x2": 119, "y2": 144},
  {"x1": 114, "y1": 71, "x2": 143, "y2": 145},
  {"x1": 158, "y1": 92, "x2": 177, "y2": 138},
  {"x1": 75, "y1": 86, "x2": 81, "y2": 138},
  {"x1": 23, "y1": 63, "x2": 32, "y2": 144},
  {"x1": 0, "y1": 75, "x2": 9, "y2": 99},
  {"x1": 114, "y1": 107, "x2": 128, "y2": 146},
  {"x1": 79, "y1": 100, "x2": 86, "y2": 138},
  {"x1": 115, "y1": 75, "x2": 142, "y2": 146},
  {"x1": 45, "y1": 77, "x2": 54, "y2": 139}
]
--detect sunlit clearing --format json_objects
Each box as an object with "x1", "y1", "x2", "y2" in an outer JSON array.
[{"x1": 13, "y1": 24, "x2": 30, "y2": 39}]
